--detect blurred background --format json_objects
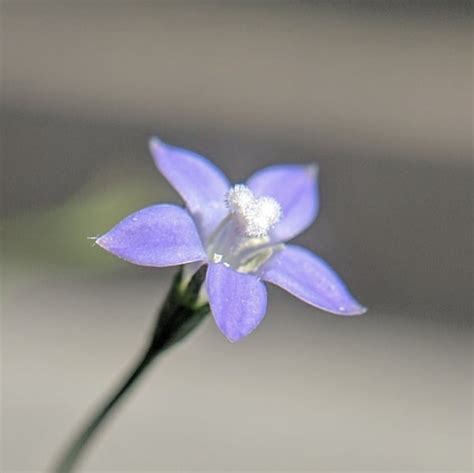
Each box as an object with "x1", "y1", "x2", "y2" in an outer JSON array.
[{"x1": 1, "y1": 1, "x2": 472, "y2": 472}]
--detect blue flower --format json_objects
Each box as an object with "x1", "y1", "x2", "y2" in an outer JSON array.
[{"x1": 97, "y1": 138, "x2": 366, "y2": 342}]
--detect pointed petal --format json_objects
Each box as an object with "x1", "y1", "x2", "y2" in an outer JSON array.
[
  {"x1": 96, "y1": 204, "x2": 206, "y2": 267},
  {"x1": 206, "y1": 263, "x2": 267, "y2": 342},
  {"x1": 149, "y1": 138, "x2": 230, "y2": 239},
  {"x1": 246, "y1": 164, "x2": 319, "y2": 242},
  {"x1": 260, "y1": 245, "x2": 366, "y2": 316}
]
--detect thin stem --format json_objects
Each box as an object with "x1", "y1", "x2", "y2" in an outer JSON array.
[
  {"x1": 52, "y1": 267, "x2": 209, "y2": 472},
  {"x1": 53, "y1": 345, "x2": 159, "y2": 473}
]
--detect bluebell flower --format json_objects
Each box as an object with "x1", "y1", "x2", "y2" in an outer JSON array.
[{"x1": 97, "y1": 139, "x2": 366, "y2": 342}]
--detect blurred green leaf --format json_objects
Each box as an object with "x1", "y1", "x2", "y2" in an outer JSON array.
[{"x1": 3, "y1": 167, "x2": 178, "y2": 271}]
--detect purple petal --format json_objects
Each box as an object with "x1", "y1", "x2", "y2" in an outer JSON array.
[
  {"x1": 206, "y1": 263, "x2": 268, "y2": 342},
  {"x1": 246, "y1": 164, "x2": 319, "y2": 242},
  {"x1": 260, "y1": 245, "x2": 366, "y2": 316},
  {"x1": 149, "y1": 138, "x2": 230, "y2": 240},
  {"x1": 96, "y1": 204, "x2": 206, "y2": 267}
]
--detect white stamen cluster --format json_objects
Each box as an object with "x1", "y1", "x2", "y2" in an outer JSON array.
[{"x1": 226, "y1": 184, "x2": 282, "y2": 238}]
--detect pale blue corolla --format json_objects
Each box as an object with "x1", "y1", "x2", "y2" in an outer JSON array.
[{"x1": 97, "y1": 139, "x2": 366, "y2": 342}]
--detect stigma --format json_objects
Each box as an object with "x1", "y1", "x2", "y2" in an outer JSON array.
[
  {"x1": 205, "y1": 185, "x2": 283, "y2": 273},
  {"x1": 226, "y1": 185, "x2": 282, "y2": 238}
]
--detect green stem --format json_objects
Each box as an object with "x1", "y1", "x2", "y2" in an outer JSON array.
[
  {"x1": 52, "y1": 267, "x2": 209, "y2": 473},
  {"x1": 53, "y1": 346, "x2": 159, "y2": 473}
]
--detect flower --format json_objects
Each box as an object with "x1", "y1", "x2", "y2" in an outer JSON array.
[{"x1": 97, "y1": 138, "x2": 366, "y2": 342}]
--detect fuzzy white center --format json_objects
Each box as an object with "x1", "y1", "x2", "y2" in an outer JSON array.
[{"x1": 226, "y1": 185, "x2": 282, "y2": 238}]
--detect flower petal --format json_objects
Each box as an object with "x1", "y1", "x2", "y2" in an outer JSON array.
[
  {"x1": 96, "y1": 204, "x2": 206, "y2": 267},
  {"x1": 246, "y1": 164, "x2": 319, "y2": 242},
  {"x1": 206, "y1": 263, "x2": 268, "y2": 342},
  {"x1": 149, "y1": 138, "x2": 230, "y2": 240},
  {"x1": 260, "y1": 245, "x2": 366, "y2": 316}
]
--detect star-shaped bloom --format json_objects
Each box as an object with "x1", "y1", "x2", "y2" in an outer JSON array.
[{"x1": 97, "y1": 139, "x2": 366, "y2": 342}]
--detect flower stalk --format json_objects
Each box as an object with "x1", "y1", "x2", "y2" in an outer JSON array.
[{"x1": 53, "y1": 267, "x2": 209, "y2": 473}]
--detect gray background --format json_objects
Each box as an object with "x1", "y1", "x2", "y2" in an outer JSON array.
[{"x1": 1, "y1": 1, "x2": 472, "y2": 472}]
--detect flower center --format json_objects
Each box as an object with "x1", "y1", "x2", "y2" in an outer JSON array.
[
  {"x1": 206, "y1": 185, "x2": 283, "y2": 273},
  {"x1": 226, "y1": 184, "x2": 281, "y2": 238}
]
